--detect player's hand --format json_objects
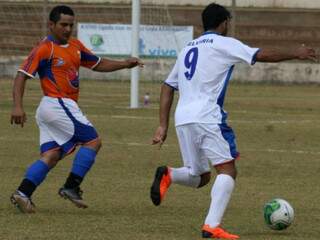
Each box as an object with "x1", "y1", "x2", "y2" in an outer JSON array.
[
  {"x1": 125, "y1": 57, "x2": 144, "y2": 68},
  {"x1": 295, "y1": 45, "x2": 317, "y2": 62},
  {"x1": 152, "y1": 126, "x2": 167, "y2": 148},
  {"x1": 11, "y1": 107, "x2": 27, "y2": 127}
]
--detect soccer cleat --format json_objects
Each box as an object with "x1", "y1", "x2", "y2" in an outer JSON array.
[
  {"x1": 150, "y1": 166, "x2": 171, "y2": 206},
  {"x1": 58, "y1": 187, "x2": 88, "y2": 209},
  {"x1": 202, "y1": 225, "x2": 239, "y2": 239},
  {"x1": 10, "y1": 190, "x2": 36, "y2": 214}
]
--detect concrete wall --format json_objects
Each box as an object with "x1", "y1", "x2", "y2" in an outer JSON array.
[
  {"x1": 2, "y1": 57, "x2": 319, "y2": 84},
  {"x1": 80, "y1": 60, "x2": 320, "y2": 84},
  {"x1": 1, "y1": 1, "x2": 319, "y2": 83},
  {"x1": 5, "y1": 0, "x2": 320, "y2": 9}
]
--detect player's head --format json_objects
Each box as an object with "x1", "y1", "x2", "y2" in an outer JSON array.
[
  {"x1": 49, "y1": 5, "x2": 75, "y2": 44},
  {"x1": 202, "y1": 3, "x2": 231, "y2": 36}
]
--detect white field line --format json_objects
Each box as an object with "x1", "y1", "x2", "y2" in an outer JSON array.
[
  {"x1": 113, "y1": 105, "x2": 159, "y2": 110},
  {"x1": 0, "y1": 136, "x2": 319, "y2": 156},
  {"x1": 229, "y1": 119, "x2": 320, "y2": 124},
  {"x1": 245, "y1": 148, "x2": 320, "y2": 156},
  {"x1": 110, "y1": 141, "x2": 320, "y2": 155},
  {"x1": 80, "y1": 93, "x2": 130, "y2": 97},
  {"x1": 110, "y1": 115, "x2": 320, "y2": 124},
  {"x1": 1, "y1": 110, "x2": 319, "y2": 124},
  {"x1": 111, "y1": 115, "x2": 157, "y2": 120},
  {"x1": 231, "y1": 110, "x2": 320, "y2": 118}
]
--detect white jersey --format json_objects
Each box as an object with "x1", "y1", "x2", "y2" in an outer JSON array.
[{"x1": 165, "y1": 32, "x2": 259, "y2": 126}]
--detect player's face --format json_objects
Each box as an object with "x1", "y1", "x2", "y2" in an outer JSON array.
[{"x1": 49, "y1": 14, "x2": 74, "y2": 44}]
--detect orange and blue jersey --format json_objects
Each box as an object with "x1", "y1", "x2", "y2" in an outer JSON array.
[{"x1": 19, "y1": 35, "x2": 100, "y2": 102}]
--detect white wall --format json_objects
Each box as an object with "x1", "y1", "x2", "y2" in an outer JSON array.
[
  {"x1": 236, "y1": 0, "x2": 320, "y2": 8},
  {"x1": 7, "y1": 0, "x2": 320, "y2": 9},
  {"x1": 79, "y1": 59, "x2": 320, "y2": 84},
  {"x1": 2, "y1": 57, "x2": 319, "y2": 83}
]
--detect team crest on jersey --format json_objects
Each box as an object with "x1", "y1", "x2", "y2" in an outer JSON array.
[
  {"x1": 55, "y1": 57, "x2": 65, "y2": 67},
  {"x1": 68, "y1": 70, "x2": 79, "y2": 88}
]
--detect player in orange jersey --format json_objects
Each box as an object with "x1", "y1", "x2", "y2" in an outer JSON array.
[{"x1": 10, "y1": 5, "x2": 143, "y2": 213}]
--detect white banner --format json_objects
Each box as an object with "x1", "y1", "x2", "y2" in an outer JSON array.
[{"x1": 77, "y1": 23, "x2": 193, "y2": 58}]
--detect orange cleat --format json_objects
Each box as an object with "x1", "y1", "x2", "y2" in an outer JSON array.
[
  {"x1": 150, "y1": 166, "x2": 171, "y2": 206},
  {"x1": 202, "y1": 225, "x2": 239, "y2": 239}
]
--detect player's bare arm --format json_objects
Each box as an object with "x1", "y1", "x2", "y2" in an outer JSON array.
[
  {"x1": 11, "y1": 72, "x2": 29, "y2": 127},
  {"x1": 152, "y1": 84, "x2": 174, "y2": 146},
  {"x1": 256, "y1": 45, "x2": 317, "y2": 62},
  {"x1": 93, "y1": 57, "x2": 144, "y2": 72}
]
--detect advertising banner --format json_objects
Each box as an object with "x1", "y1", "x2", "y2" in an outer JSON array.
[{"x1": 78, "y1": 23, "x2": 193, "y2": 58}]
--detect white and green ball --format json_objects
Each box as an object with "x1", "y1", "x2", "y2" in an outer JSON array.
[{"x1": 263, "y1": 198, "x2": 294, "y2": 230}]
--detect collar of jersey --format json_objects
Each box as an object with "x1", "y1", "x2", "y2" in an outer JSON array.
[
  {"x1": 47, "y1": 35, "x2": 69, "y2": 48},
  {"x1": 202, "y1": 31, "x2": 221, "y2": 36}
]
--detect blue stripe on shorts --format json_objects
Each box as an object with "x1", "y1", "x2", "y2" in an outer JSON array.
[
  {"x1": 218, "y1": 123, "x2": 239, "y2": 159},
  {"x1": 58, "y1": 98, "x2": 98, "y2": 153},
  {"x1": 40, "y1": 98, "x2": 98, "y2": 154}
]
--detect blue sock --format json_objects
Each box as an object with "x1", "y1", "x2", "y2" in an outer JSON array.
[
  {"x1": 71, "y1": 147, "x2": 97, "y2": 178},
  {"x1": 25, "y1": 160, "x2": 50, "y2": 186}
]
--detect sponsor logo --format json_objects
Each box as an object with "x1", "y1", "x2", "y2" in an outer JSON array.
[
  {"x1": 55, "y1": 57, "x2": 65, "y2": 67},
  {"x1": 139, "y1": 38, "x2": 176, "y2": 57},
  {"x1": 90, "y1": 34, "x2": 104, "y2": 51}
]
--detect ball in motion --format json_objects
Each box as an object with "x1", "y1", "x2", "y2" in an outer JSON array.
[{"x1": 263, "y1": 198, "x2": 294, "y2": 230}]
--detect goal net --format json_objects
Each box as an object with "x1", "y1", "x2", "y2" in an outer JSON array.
[{"x1": 0, "y1": 0, "x2": 193, "y2": 107}]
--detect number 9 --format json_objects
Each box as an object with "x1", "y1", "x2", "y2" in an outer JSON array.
[{"x1": 184, "y1": 47, "x2": 198, "y2": 80}]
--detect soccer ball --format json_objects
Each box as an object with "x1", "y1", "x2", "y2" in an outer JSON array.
[{"x1": 263, "y1": 198, "x2": 294, "y2": 230}]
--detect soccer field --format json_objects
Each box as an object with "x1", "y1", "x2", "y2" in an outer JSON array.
[{"x1": 0, "y1": 79, "x2": 319, "y2": 240}]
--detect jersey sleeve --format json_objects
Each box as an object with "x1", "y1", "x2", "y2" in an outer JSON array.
[
  {"x1": 78, "y1": 40, "x2": 101, "y2": 69},
  {"x1": 164, "y1": 60, "x2": 179, "y2": 90},
  {"x1": 19, "y1": 44, "x2": 49, "y2": 78},
  {"x1": 221, "y1": 37, "x2": 260, "y2": 65}
]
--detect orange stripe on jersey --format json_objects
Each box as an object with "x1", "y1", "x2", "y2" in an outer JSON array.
[{"x1": 20, "y1": 36, "x2": 100, "y2": 102}]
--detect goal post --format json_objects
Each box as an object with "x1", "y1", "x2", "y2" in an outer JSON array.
[{"x1": 130, "y1": 0, "x2": 140, "y2": 109}]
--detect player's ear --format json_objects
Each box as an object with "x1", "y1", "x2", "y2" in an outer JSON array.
[
  {"x1": 48, "y1": 20, "x2": 55, "y2": 30},
  {"x1": 223, "y1": 20, "x2": 229, "y2": 29},
  {"x1": 219, "y1": 20, "x2": 228, "y2": 36}
]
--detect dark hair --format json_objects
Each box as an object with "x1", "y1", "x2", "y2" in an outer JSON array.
[
  {"x1": 202, "y1": 3, "x2": 231, "y2": 31},
  {"x1": 49, "y1": 5, "x2": 74, "y2": 23}
]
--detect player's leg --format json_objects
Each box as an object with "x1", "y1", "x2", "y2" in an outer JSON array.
[
  {"x1": 171, "y1": 124, "x2": 212, "y2": 187},
  {"x1": 59, "y1": 138, "x2": 101, "y2": 208},
  {"x1": 11, "y1": 149, "x2": 62, "y2": 214},
  {"x1": 151, "y1": 124, "x2": 211, "y2": 206},
  {"x1": 201, "y1": 123, "x2": 239, "y2": 239},
  {"x1": 55, "y1": 98, "x2": 101, "y2": 208},
  {"x1": 202, "y1": 161, "x2": 238, "y2": 239},
  {"x1": 58, "y1": 139, "x2": 101, "y2": 209},
  {"x1": 10, "y1": 99, "x2": 64, "y2": 214},
  {"x1": 63, "y1": 139, "x2": 101, "y2": 189}
]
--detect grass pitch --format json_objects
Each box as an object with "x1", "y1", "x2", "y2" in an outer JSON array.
[{"x1": 0, "y1": 78, "x2": 320, "y2": 240}]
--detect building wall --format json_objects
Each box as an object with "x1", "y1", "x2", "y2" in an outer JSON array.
[
  {"x1": 5, "y1": 0, "x2": 320, "y2": 9},
  {"x1": 1, "y1": 1, "x2": 320, "y2": 83},
  {"x1": 2, "y1": 57, "x2": 319, "y2": 83},
  {"x1": 2, "y1": 3, "x2": 320, "y2": 56}
]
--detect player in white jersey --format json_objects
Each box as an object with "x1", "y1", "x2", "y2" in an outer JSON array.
[{"x1": 150, "y1": 3, "x2": 316, "y2": 239}]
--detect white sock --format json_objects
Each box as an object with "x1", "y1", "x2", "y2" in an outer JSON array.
[
  {"x1": 204, "y1": 174, "x2": 235, "y2": 228},
  {"x1": 17, "y1": 190, "x2": 27, "y2": 198},
  {"x1": 170, "y1": 167, "x2": 200, "y2": 188}
]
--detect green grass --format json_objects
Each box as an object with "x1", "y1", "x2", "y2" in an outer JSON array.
[{"x1": 0, "y1": 78, "x2": 320, "y2": 239}]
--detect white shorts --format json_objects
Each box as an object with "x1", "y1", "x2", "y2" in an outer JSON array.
[
  {"x1": 36, "y1": 96, "x2": 98, "y2": 155},
  {"x1": 175, "y1": 123, "x2": 239, "y2": 176}
]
